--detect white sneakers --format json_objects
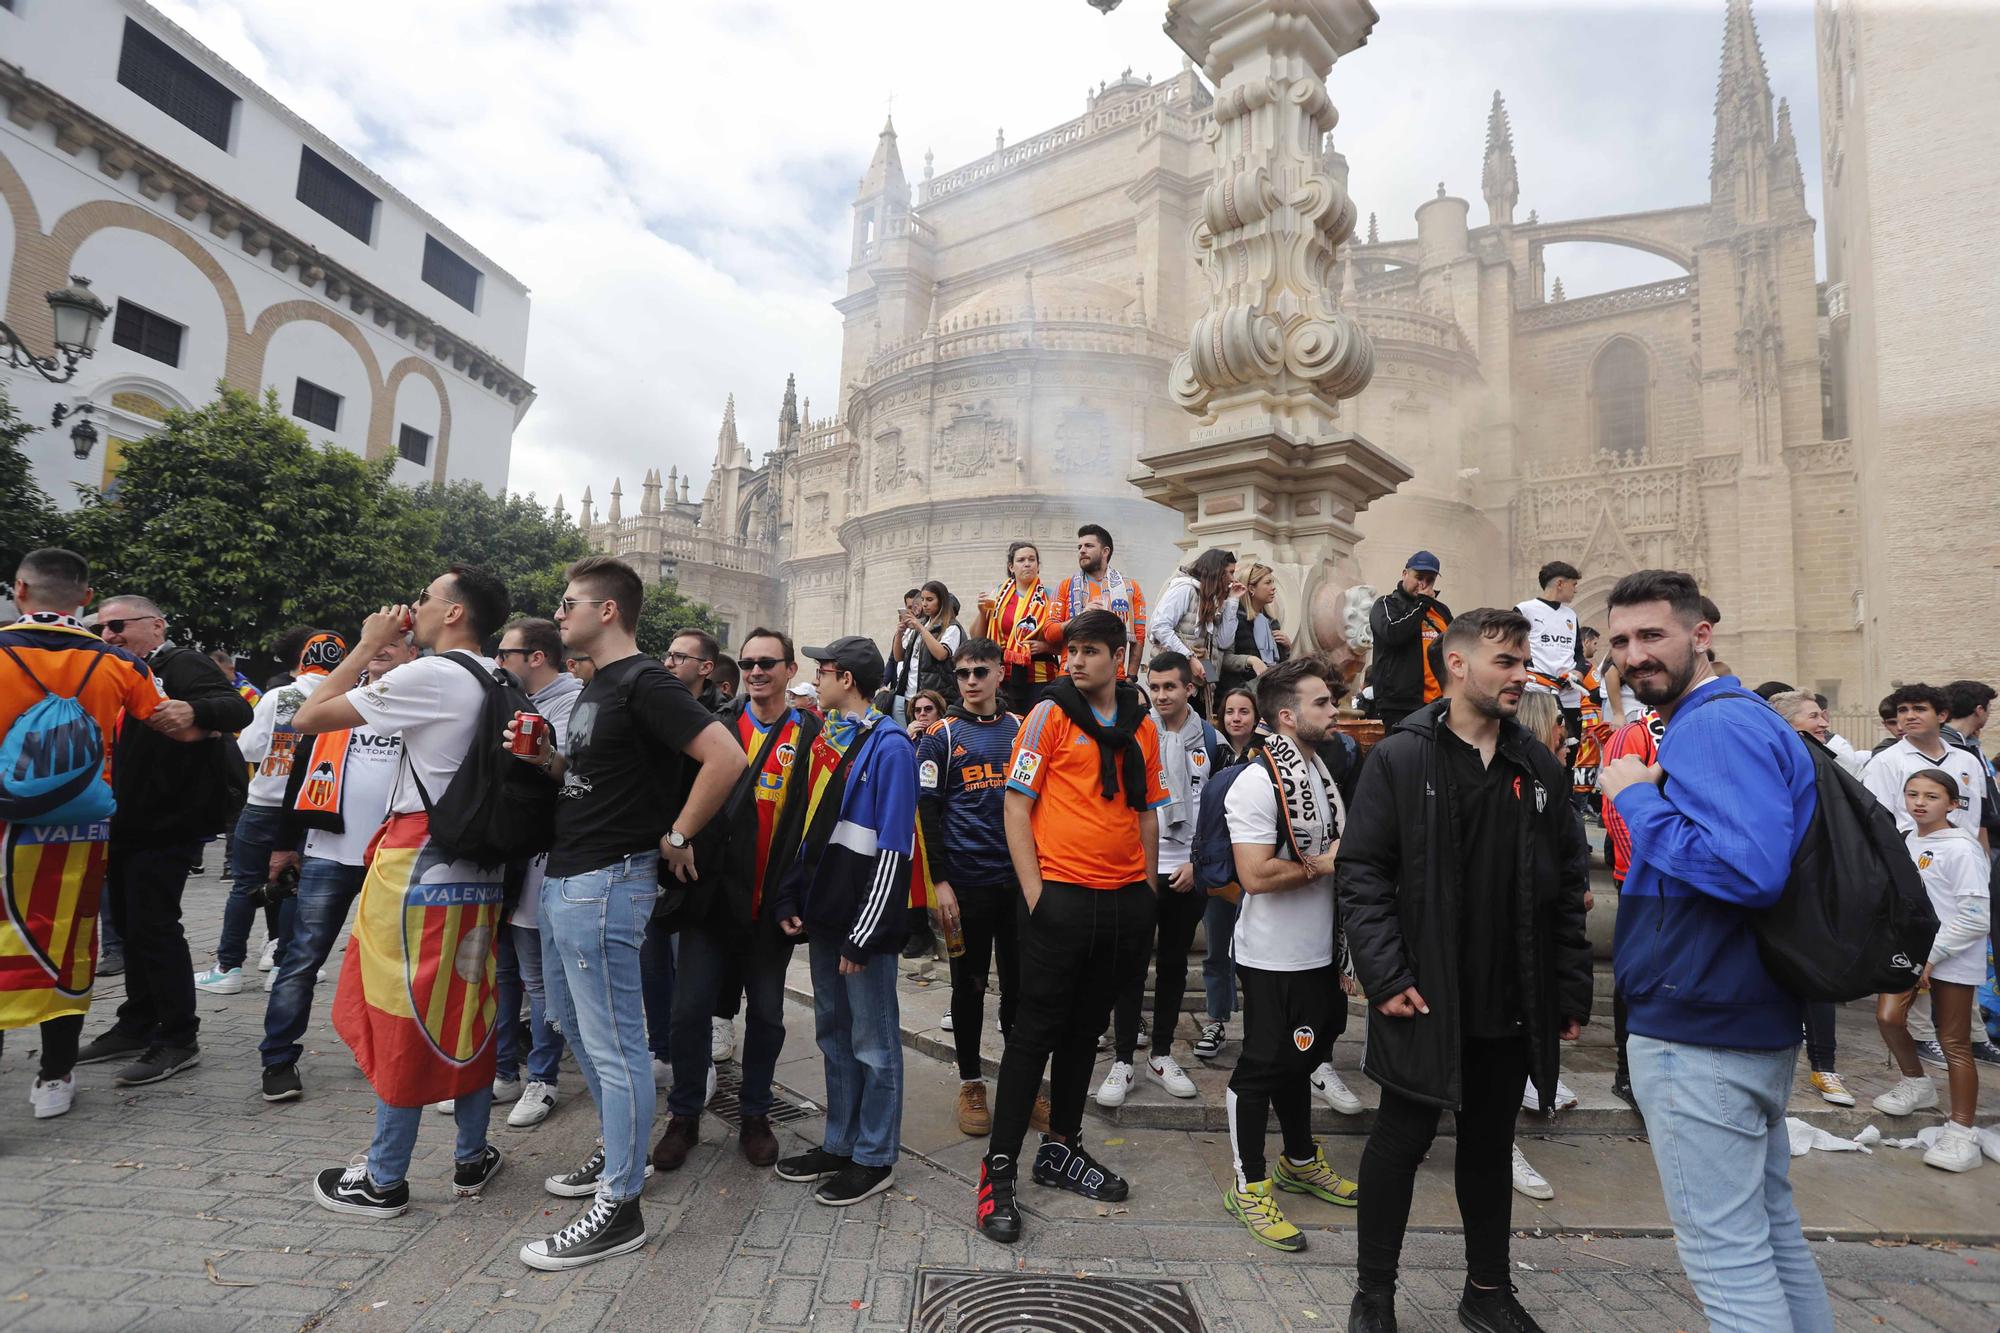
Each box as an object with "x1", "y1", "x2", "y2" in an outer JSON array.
[
  {"x1": 940, "y1": 1011, "x2": 954, "y2": 1032},
  {"x1": 30, "y1": 1074, "x2": 75, "y2": 1119},
  {"x1": 258, "y1": 938, "x2": 278, "y2": 972},
  {"x1": 1521, "y1": 1078, "x2": 1579, "y2": 1113},
  {"x1": 1510, "y1": 1145, "x2": 1554, "y2": 1200},
  {"x1": 508, "y1": 1081, "x2": 557, "y2": 1128},
  {"x1": 1310, "y1": 1063, "x2": 1364, "y2": 1115},
  {"x1": 711, "y1": 1016, "x2": 736, "y2": 1064},
  {"x1": 1923, "y1": 1121, "x2": 1983, "y2": 1173},
  {"x1": 651, "y1": 1057, "x2": 672, "y2": 1088},
  {"x1": 1096, "y1": 1061, "x2": 1135, "y2": 1108},
  {"x1": 193, "y1": 966, "x2": 244, "y2": 995},
  {"x1": 493, "y1": 1076, "x2": 523, "y2": 1105},
  {"x1": 1146, "y1": 1054, "x2": 1197, "y2": 1099},
  {"x1": 1872, "y1": 1074, "x2": 1939, "y2": 1117}
]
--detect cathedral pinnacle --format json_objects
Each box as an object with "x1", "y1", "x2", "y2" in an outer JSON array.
[
  {"x1": 857, "y1": 115, "x2": 907, "y2": 205},
  {"x1": 779, "y1": 372, "x2": 800, "y2": 443},
  {"x1": 1711, "y1": 0, "x2": 1774, "y2": 186},
  {"x1": 1482, "y1": 90, "x2": 1519, "y2": 226},
  {"x1": 1367, "y1": 212, "x2": 1378, "y2": 244}
]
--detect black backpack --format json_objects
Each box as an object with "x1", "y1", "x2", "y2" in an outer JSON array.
[
  {"x1": 1687, "y1": 689, "x2": 1938, "y2": 1001},
  {"x1": 408, "y1": 652, "x2": 559, "y2": 868}
]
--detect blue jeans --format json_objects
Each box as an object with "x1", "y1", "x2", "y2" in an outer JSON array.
[
  {"x1": 259, "y1": 856, "x2": 365, "y2": 1069},
  {"x1": 506, "y1": 923, "x2": 563, "y2": 1085},
  {"x1": 1202, "y1": 894, "x2": 1238, "y2": 1022},
  {"x1": 642, "y1": 913, "x2": 676, "y2": 1063},
  {"x1": 365, "y1": 1088, "x2": 492, "y2": 1187},
  {"x1": 219, "y1": 803, "x2": 289, "y2": 971},
  {"x1": 542, "y1": 854, "x2": 659, "y2": 1202},
  {"x1": 1628, "y1": 1036, "x2": 1833, "y2": 1333},
  {"x1": 494, "y1": 926, "x2": 523, "y2": 1082},
  {"x1": 807, "y1": 939, "x2": 902, "y2": 1169},
  {"x1": 671, "y1": 918, "x2": 794, "y2": 1118}
]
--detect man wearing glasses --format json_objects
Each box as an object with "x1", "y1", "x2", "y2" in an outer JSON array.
[
  {"x1": 663, "y1": 630, "x2": 723, "y2": 711},
  {"x1": 658, "y1": 628, "x2": 824, "y2": 1174},
  {"x1": 1367, "y1": 551, "x2": 1452, "y2": 731}
]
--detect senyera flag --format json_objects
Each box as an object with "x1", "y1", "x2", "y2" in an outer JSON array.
[
  {"x1": 0, "y1": 820, "x2": 109, "y2": 1030},
  {"x1": 333, "y1": 813, "x2": 501, "y2": 1105}
]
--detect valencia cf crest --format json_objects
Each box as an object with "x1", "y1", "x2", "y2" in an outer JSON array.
[
  {"x1": 774, "y1": 741, "x2": 797, "y2": 770},
  {"x1": 303, "y1": 760, "x2": 337, "y2": 809},
  {"x1": 1292, "y1": 1025, "x2": 1315, "y2": 1052}
]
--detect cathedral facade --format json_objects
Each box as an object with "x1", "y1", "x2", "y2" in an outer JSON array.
[{"x1": 584, "y1": 0, "x2": 1864, "y2": 702}]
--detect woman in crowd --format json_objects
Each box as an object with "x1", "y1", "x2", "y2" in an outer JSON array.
[
  {"x1": 1194, "y1": 687, "x2": 1267, "y2": 1066},
  {"x1": 1150, "y1": 547, "x2": 1237, "y2": 716},
  {"x1": 1217, "y1": 686, "x2": 1266, "y2": 766},
  {"x1": 1214, "y1": 562, "x2": 1290, "y2": 704},
  {"x1": 889, "y1": 579, "x2": 962, "y2": 725},
  {"x1": 970, "y1": 542, "x2": 1057, "y2": 715},
  {"x1": 908, "y1": 689, "x2": 948, "y2": 740}
]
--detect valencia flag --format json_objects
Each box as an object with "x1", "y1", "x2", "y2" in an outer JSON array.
[
  {"x1": 332, "y1": 813, "x2": 502, "y2": 1106},
  {"x1": 0, "y1": 820, "x2": 110, "y2": 1030}
]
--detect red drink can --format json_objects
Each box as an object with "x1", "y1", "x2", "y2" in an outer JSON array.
[{"x1": 511, "y1": 711, "x2": 545, "y2": 757}]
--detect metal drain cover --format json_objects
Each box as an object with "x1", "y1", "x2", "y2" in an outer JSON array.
[
  {"x1": 705, "y1": 1065, "x2": 816, "y2": 1129},
  {"x1": 911, "y1": 1267, "x2": 1204, "y2": 1332}
]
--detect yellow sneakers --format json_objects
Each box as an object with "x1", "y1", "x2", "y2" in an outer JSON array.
[
  {"x1": 1274, "y1": 1146, "x2": 1360, "y2": 1207},
  {"x1": 1809, "y1": 1071, "x2": 1856, "y2": 1107},
  {"x1": 1225, "y1": 1178, "x2": 1306, "y2": 1252}
]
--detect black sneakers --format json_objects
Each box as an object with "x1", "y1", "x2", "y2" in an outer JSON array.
[
  {"x1": 74, "y1": 1029, "x2": 146, "y2": 1066},
  {"x1": 113, "y1": 1044, "x2": 200, "y2": 1086},
  {"x1": 1458, "y1": 1281, "x2": 1544, "y2": 1333},
  {"x1": 774, "y1": 1147, "x2": 852, "y2": 1183},
  {"x1": 545, "y1": 1142, "x2": 654, "y2": 1198},
  {"x1": 519, "y1": 1193, "x2": 647, "y2": 1271},
  {"x1": 261, "y1": 1063, "x2": 304, "y2": 1102},
  {"x1": 1031, "y1": 1136, "x2": 1129, "y2": 1202},
  {"x1": 815, "y1": 1163, "x2": 893, "y2": 1207},
  {"x1": 1348, "y1": 1290, "x2": 1398, "y2": 1333},
  {"x1": 313, "y1": 1164, "x2": 409, "y2": 1218},
  {"x1": 453, "y1": 1145, "x2": 504, "y2": 1198},
  {"x1": 976, "y1": 1154, "x2": 1023, "y2": 1244}
]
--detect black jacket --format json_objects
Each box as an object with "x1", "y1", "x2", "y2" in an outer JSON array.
[
  {"x1": 1368, "y1": 587, "x2": 1450, "y2": 714},
  {"x1": 1334, "y1": 700, "x2": 1592, "y2": 1110},
  {"x1": 112, "y1": 644, "x2": 256, "y2": 849}
]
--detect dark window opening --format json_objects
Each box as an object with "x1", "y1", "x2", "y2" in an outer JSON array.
[
  {"x1": 421, "y1": 236, "x2": 480, "y2": 311},
  {"x1": 117, "y1": 19, "x2": 237, "y2": 149},
  {"x1": 397, "y1": 424, "x2": 432, "y2": 466},
  {"x1": 1592, "y1": 339, "x2": 1649, "y2": 462},
  {"x1": 292, "y1": 378, "x2": 342, "y2": 432},
  {"x1": 110, "y1": 300, "x2": 185, "y2": 368},
  {"x1": 296, "y1": 146, "x2": 378, "y2": 243}
]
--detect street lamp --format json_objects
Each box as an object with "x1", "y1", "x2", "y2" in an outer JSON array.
[
  {"x1": 1, "y1": 276, "x2": 111, "y2": 383},
  {"x1": 69, "y1": 411, "x2": 100, "y2": 461}
]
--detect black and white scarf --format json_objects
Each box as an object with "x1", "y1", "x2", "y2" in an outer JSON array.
[{"x1": 1259, "y1": 730, "x2": 1338, "y2": 862}]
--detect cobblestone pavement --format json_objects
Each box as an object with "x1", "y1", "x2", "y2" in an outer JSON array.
[{"x1": 2, "y1": 870, "x2": 1996, "y2": 1332}]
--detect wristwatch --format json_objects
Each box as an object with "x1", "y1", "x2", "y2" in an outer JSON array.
[{"x1": 665, "y1": 829, "x2": 689, "y2": 850}]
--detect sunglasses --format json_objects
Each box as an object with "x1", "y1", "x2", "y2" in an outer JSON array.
[
  {"x1": 554, "y1": 596, "x2": 607, "y2": 614},
  {"x1": 414, "y1": 588, "x2": 461, "y2": 608},
  {"x1": 953, "y1": 665, "x2": 995, "y2": 681},
  {"x1": 736, "y1": 656, "x2": 786, "y2": 673},
  {"x1": 99, "y1": 616, "x2": 162, "y2": 635}
]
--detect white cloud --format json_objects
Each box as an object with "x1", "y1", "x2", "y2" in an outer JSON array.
[{"x1": 150, "y1": 0, "x2": 1823, "y2": 509}]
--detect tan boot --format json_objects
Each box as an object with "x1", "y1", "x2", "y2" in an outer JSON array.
[
  {"x1": 1029, "y1": 1093, "x2": 1053, "y2": 1135},
  {"x1": 957, "y1": 1081, "x2": 992, "y2": 1136}
]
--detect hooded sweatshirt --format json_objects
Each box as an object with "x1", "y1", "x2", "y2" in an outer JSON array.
[{"x1": 1907, "y1": 826, "x2": 1992, "y2": 985}]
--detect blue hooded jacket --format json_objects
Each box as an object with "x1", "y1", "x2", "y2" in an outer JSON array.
[{"x1": 1611, "y1": 678, "x2": 1815, "y2": 1049}]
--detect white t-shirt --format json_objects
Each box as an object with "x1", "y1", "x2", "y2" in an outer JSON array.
[
  {"x1": 1908, "y1": 828, "x2": 1992, "y2": 985},
  {"x1": 1223, "y1": 760, "x2": 1342, "y2": 971},
  {"x1": 1516, "y1": 598, "x2": 1581, "y2": 706},
  {"x1": 1862, "y1": 736, "x2": 1986, "y2": 836},
  {"x1": 238, "y1": 672, "x2": 326, "y2": 807},
  {"x1": 345, "y1": 650, "x2": 502, "y2": 884},
  {"x1": 302, "y1": 726, "x2": 402, "y2": 867}
]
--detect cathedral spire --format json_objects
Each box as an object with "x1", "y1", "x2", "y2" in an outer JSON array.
[
  {"x1": 607, "y1": 478, "x2": 622, "y2": 523},
  {"x1": 1710, "y1": 0, "x2": 1774, "y2": 206},
  {"x1": 717, "y1": 394, "x2": 739, "y2": 456},
  {"x1": 1482, "y1": 90, "x2": 1518, "y2": 226},
  {"x1": 856, "y1": 115, "x2": 907, "y2": 206},
  {"x1": 779, "y1": 372, "x2": 800, "y2": 444},
  {"x1": 1367, "y1": 211, "x2": 1378, "y2": 244}
]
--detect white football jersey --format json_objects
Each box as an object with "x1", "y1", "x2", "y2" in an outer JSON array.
[{"x1": 1516, "y1": 598, "x2": 1581, "y2": 706}]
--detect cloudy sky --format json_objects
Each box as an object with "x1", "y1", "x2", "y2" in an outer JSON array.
[{"x1": 152, "y1": 0, "x2": 1823, "y2": 512}]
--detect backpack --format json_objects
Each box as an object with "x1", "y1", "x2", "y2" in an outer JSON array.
[
  {"x1": 1192, "y1": 751, "x2": 1299, "y2": 898},
  {"x1": 407, "y1": 652, "x2": 559, "y2": 868},
  {"x1": 1689, "y1": 687, "x2": 1939, "y2": 1001},
  {"x1": 0, "y1": 645, "x2": 114, "y2": 826}
]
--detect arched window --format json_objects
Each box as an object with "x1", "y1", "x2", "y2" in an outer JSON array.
[{"x1": 1592, "y1": 339, "x2": 1649, "y2": 461}]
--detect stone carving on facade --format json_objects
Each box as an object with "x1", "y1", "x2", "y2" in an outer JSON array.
[
  {"x1": 1511, "y1": 458, "x2": 1710, "y2": 586},
  {"x1": 936, "y1": 401, "x2": 1012, "y2": 478},
  {"x1": 872, "y1": 431, "x2": 902, "y2": 493},
  {"x1": 1052, "y1": 406, "x2": 1112, "y2": 474},
  {"x1": 1782, "y1": 440, "x2": 1853, "y2": 474}
]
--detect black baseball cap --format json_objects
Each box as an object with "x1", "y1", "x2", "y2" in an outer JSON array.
[{"x1": 802, "y1": 635, "x2": 884, "y2": 681}]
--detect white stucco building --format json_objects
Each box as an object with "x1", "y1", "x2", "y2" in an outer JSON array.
[{"x1": 0, "y1": 0, "x2": 532, "y2": 502}]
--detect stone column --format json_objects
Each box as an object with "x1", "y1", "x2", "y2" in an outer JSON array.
[{"x1": 1138, "y1": 0, "x2": 1408, "y2": 669}]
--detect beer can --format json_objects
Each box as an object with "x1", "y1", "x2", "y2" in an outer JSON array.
[{"x1": 511, "y1": 711, "x2": 545, "y2": 757}]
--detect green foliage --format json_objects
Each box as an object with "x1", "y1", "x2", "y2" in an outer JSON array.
[
  {"x1": 633, "y1": 580, "x2": 719, "y2": 657},
  {"x1": 64, "y1": 385, "x2": 437, "y2": 652},
  {"x1": 0, "y1": 389, "x2": 65, "y2": 577},
  {"x1": 406, "y1": 479, "x2": 588, "y2": 619}
]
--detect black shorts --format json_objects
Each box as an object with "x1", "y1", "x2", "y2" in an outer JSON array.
[{"x1": 1236, "y1": 961, "x2": 1343, "y2": 1069}]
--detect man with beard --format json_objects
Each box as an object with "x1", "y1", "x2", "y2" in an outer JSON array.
[
  {"x1": 1337, "y1": 608, "x2": 1592, "y2": 1333},
  {"x1": 1368, "y1": 552, "x2": 1451, "y2": 730},
  {"x1": 1600, "y1": 569, "x2": 1831, "y2": 1332},
  {"x1": 1041, "y1": 525, "x2": 1147, "y2": 680}
]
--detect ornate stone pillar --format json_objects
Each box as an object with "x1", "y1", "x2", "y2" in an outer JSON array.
[{"x1": 1138, "y1": 0, "x2": 1408, "y2": 669}]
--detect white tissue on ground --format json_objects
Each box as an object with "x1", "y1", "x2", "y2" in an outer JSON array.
[
  {"x1": 1870, "y1": 1121, "x2": 2000, "y2": 1162},
  {"x1": 1783, "y1": 1117, "x2": 1873, "y2": 1156}
]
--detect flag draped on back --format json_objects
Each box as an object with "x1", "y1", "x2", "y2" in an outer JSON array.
[
  {"x1": 333, "y1": 812, "x2": 501, "y2": 1105},
  {"x1": 0, "y1": 820, "x2": 109, "y2": 1030}
]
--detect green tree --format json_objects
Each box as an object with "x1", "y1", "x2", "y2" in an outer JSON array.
[
  {"x1": 64, "y1": 385, "x2": 437, "y2": 651},
  {"x1": 0, "y1": 388, "x2": 65, "y2": 576},
  {"x1": 406, "y1": 479, "x2": 588, "y2": 618},
  {"x1": 632, "y1": 580, "x2": 719, "y2": 657}
]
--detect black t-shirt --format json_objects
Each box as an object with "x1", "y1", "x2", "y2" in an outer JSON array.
[
  {"x1": 1437, "y1": 722, "x2": 1524, "y2": 1038},
  {"x1": 547, "y1": 654, "x2": 716, "y2": 878}
]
